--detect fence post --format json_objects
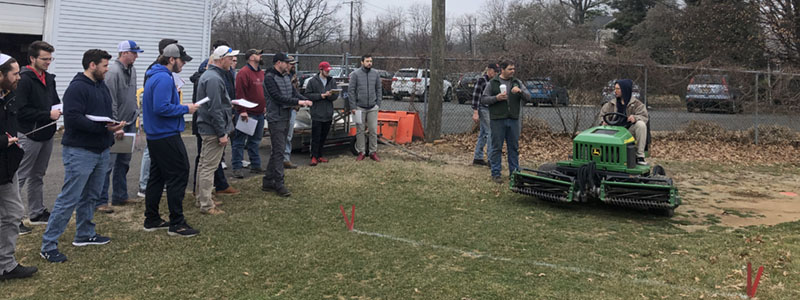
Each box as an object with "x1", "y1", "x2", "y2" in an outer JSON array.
[
  {"x1": 643, "y1": 66, "x2": 648, "y2": 106},
  {"x1": 754, "y1": 72, "x2": 759, "y2": 145}
]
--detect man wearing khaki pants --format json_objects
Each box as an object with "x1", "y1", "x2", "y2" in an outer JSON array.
[
  {"x1": 195, "y1": 46, "x2": 238, "y2": 215},
  {"x1": 348, "y1": 54, "x2": 382, "y2": 162}
]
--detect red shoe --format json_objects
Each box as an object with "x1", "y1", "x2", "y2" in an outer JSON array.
[
  {"x1": 310, "y1": 157, "x2": 318, "y2": 166},
  {"x1": 369, "y1": 153, "x2": 381, "y2": 162},
  {"x1": 318, "y1": 157, "x2": 329, "y2": 163},
  {"x1": 356, "y1": 152, "x2": 365, "y2": 161}
]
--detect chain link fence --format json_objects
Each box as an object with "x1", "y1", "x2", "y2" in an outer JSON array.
[{"x1": 252, "y1": 53, "x2": 800, "y2": 144}]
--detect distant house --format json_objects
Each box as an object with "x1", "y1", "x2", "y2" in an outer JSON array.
[
  {"x1": 0, "y1": 0, "x2": 212, "y2": 101},
  {"x1": 588, "y1": 15, "x2": 616, "y2": 46}
]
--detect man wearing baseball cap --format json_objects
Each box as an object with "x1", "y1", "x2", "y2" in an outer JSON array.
[
  {"x1": 303, "y1": 61, "x2": 338, "y2": 166},
  {"x1": 195, "y1": 45, "x2": 239, "y2": 215},
  {"x1": 98, "y1": 40, "x2": 145, "y2": 211},
  {"x1": 231, "y1": 49, "x2": 265, "y2": 178},
  {"x1": 262, "y1": 52, "x2": 312, "y2": 197},
  {"x1": 141, "y1": 43, "x2": 200, "y2": 237}
]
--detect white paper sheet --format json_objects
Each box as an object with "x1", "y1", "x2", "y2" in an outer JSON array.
[
  {"x1": 85, "y1": 114, "x2": 118, "y2": 123},
  {"x1": 235, "y1": 117, "x2": 258, "y2": 136},
  {"x1": 195, "y1": 97, "x2": 210, "y2": 105},
  {"x1": 110, "y1": 133, "x2": 136, "y2": 154},
  {"x1": 354, "y1": 110, "x2": 363, "y2": 125},
  {"x1": 51, "y1": 104, "x2": 62, "y2": 111},
  {"x1": 232, "y1": 99, "x2": 258, "y2": 108}
]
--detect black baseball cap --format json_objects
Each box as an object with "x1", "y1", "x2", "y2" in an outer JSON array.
[
  {"x1": 273, "y1": 52, "x2": 292, "y2": 63},
  {"x1": 246, "y1": 49, "x2": 263, "y2": 59},
  {"x1": 162, "y1": 44, "x2": 193, "y2": 62}
]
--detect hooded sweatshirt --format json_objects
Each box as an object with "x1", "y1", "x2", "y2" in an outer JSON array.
[
  {"x1": 16, "y1": 67, "x2": 60, "y2": 141},
  {"x1": 615, "y1": 79, "x2": 633, "y2": 122},
  {"x1": 60, "y1": 72, "x2": 115, "y2": 153},
  {"x1": 0, "y1": 90, "x2": 23, "y2": 184},
  {"x1": 142, "y1": 64, "x2": 189, "y2": 140},
  {"x1": 196, "y1": 64, "x2": 233, "y2": 137}
]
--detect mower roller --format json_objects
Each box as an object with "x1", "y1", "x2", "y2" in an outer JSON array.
[{"x1": 511, "y1": 112, "x2": 680, "y2": 216}]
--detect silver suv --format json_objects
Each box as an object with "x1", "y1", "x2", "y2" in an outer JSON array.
[
  {"x1": 686, "y1": 74, "x2": 742, "y2": 113},
  {"x1": 391, "y1": 68, "x2": 454, "y2": 102}
]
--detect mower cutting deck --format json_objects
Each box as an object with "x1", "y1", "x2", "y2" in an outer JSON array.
[{"x1": 511, "y1": 112, "x2": 681, "y2": 216}]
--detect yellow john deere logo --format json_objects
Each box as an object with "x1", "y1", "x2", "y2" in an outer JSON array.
[{"x1": 592, "y1": 148, "x2": 601, "y2": 157}]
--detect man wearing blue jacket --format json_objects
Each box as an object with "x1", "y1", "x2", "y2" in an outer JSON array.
[
  {"x1": 40, "y1": 50, "x2": 126, "y2": 263},
  {"x1": 141, "y1": 44, "x2": 200, "y2": 237}
]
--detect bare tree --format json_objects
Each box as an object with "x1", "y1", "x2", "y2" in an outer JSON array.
[
  {"x1": 212, "y1": 1, "x2": 275, "y2": 51},
  {"x1": 255, "y1": 0, "x2": 340, "y2": 53},
  {"x1": 759, "y1": 0, "x2": 800, "y2": 65},
  {"x1": 558, "y1": 0, "x2": 609, "y2": 25}
]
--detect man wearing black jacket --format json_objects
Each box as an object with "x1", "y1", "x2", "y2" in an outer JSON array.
[
  {"x1": 0, "y1": 54, "x2": 39, "y2": 279},
  {"x1": 40, "y1": 50, "x2": 125, "y2": 263},
  {"x1": 304, "y1": 61, "x2": 338, "y2": 166},
  {"x1": 15, "y1": 41, "x2": 62, "y2": 222}
]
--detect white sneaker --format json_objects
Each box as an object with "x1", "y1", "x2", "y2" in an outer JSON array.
[
  {"x1": 636, "y1": 157, "x2": 648, "y2": 166},
  {"x1": 137, "y1": 191, "x2": 146, "y2": 198}
]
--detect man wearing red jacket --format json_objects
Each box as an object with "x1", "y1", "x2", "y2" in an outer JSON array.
[{"x1": 231, "y1": 49, "x2": 266, "y2": 179}]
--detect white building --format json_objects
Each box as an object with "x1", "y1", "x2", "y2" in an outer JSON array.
[{"x1": 0, "y1": 0, "x2": 213, "y2": 101}]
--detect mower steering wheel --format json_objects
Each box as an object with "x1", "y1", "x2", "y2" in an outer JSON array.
[{"x1": 602, "y1": 112, "x2": 628, "y2": 126}]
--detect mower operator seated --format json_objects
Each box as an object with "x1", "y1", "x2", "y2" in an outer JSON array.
[{"x1": 597, "y1": 79, "x2": 649, "y2": 166}]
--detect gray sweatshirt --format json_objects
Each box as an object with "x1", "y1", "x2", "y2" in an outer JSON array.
[
  {"x1": 196, "y1": 64, "x2": 233, "y2": 137},
  {"x1": 106, "y1": 59, "x2": 139, "y2": 123}
]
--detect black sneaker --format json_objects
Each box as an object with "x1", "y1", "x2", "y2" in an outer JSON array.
[
  {"x1": 0, "y1": 264, "x2": 38, "y2": 280},
  {"x1": 143, "y1": 220, "x2": 170, "y2": 232},
  {"x1": 636, "y1": 157, "x2": 648, "y2": 166},
  {"x1": 29, "y1": 211, "x2": 50, "y2": 225},
  {"x1": 250, "y1": 167, "x2": 264, "y2": 174},
  {"x1": 72, "y1": 235, "x2": 111, "y2": 247},
  {"x1": 262, "y1": 179, "x2": 275, "y2": 192},
  {"x1": 275, "y1": 186, "x2": 292, "y2": 197},
  {"x1": 40, "y1": 249, "x2": 67, "y2": 263},
  {"x1": 472, "y1": 159, "x2": 488, "y2": 166},
  {"x1": 232, "y1": 169, "x2": 245, "y2": 179},
  {"x1": 19, "y1": 223, "x2": 32, "y2": 235},
  {"x1": 168, "y1": 224, "x2": 199, "y2": 237}
]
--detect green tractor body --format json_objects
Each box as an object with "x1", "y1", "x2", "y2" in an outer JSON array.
[{"x1": 511, "y1": 125, "x2": 680, "y2": 216}]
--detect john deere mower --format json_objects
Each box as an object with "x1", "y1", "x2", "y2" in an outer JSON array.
[{"x1": 510, "y1": 112, "x2": 680, "y2": 217}]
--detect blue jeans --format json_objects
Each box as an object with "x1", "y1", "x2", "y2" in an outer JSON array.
[
  {"x1": 284, "y1": 109, "x2": 296, "y2": 162},
  {"x1": 473, "y1": 106, "x2": 492, "y2": 161},
  {"x1": 139, "y1": 146, "x2": 150, "y2": 192},
  {"x1": 232, "y1": 113, "x2": 265, "y2": 170},
  {"x1": 100, "y1": 124, "x2": 134, "y2": 206},
  {"x1": 41, "y1": 146, "x2": 109, "y2": 252},
  {"x1": 489, "y1": 118, "x2": 520, "y2": 177}
]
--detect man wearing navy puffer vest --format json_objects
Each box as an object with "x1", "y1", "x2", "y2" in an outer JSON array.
[{"x1": 40, "y1": 50, "x2": 126, "y2": 263}]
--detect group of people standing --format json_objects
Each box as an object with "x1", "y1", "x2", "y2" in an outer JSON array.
[{"x1": 0, "y1": 38, "x2": 385, "y2": 280}]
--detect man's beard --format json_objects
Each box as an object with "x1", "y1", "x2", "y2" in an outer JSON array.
[
  {"x1": 171, "y1": 64, "x2": 181, "y2": 73},
  {"x1": 93, "y1": 69, "x2": 105, "y2": 81},
  {"x1": 0, "y1": 79, "x2": 17, "y2": 91}
]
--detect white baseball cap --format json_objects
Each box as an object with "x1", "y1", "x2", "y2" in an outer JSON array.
[
  {"x1": 117, "y1": 40, "x2": 144, "y2": 53},
  {"x1": 210, "y1": 46, "x2": 240, "y2": 59}
]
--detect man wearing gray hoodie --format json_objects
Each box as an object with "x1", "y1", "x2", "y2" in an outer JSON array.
[{"x1": 194, "y1": 46, "x2": 238, "y2": 215}]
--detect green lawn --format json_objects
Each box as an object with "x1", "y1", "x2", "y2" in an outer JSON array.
[{"x1": 4, "y1": 156, "x2": 797, "y2": 299}]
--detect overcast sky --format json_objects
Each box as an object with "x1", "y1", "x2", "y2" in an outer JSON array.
[{"x1": 334, "y1": 0, "x2": 488, "y2": 22}]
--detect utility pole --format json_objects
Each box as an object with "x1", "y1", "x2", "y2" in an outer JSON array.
[
  {"x1": 467, "y1": 21, "x2": 474, "y2": 57},
  {"x1": 426, "y1": 0, "x2": 445, "y2": 142},
  {"x1": 346, "y1": 0, "x2": 357, "y2": 54}
]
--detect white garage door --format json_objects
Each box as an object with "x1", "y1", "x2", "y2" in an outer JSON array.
[{"x1": 0, "y1": 0, "x2": 46, "y2": 35}]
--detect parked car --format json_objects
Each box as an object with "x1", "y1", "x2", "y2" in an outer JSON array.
[
  {"x1": 455, "y1": 72, "x2": 482, "y2": 104},
  {"x1": 602, "y1": 79, "x2": 641, "y2": 104},
  {"x1": 329, "y1": 65, "x2": 354, "y2": 85},
  {"x1": 375, "y1": 69, "x2": 393, "y2": 96},
  {"x1": 685, "y1": 74, "x2": 742, "y2": 113},
  {"x1": 297, "y1": 71, "x2": 316, "y2": 94},
  {"x1": 525, "y1": 77, "x2": 569, "y2": 106},
  {"x1": 391, "y1": 68, "x2": 454, "y2": 102}
]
